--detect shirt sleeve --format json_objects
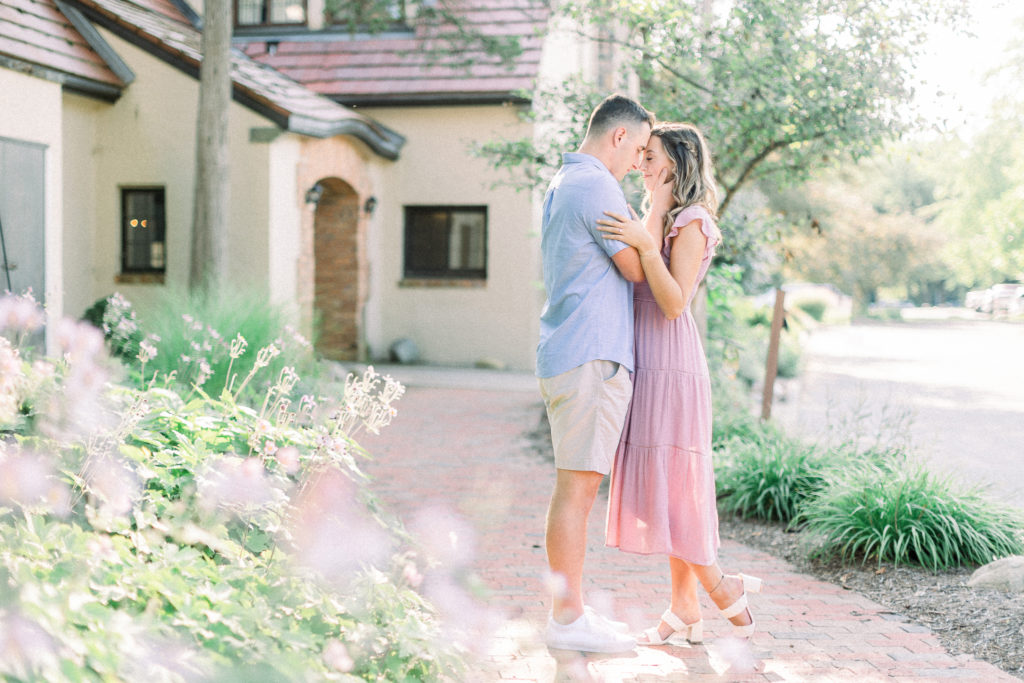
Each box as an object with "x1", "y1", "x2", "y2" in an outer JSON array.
[{"x1": 582, "y1": 176, "x2": 631, "y2": 258}]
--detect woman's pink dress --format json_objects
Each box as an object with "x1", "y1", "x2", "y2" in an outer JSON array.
[{"x1": 606, "y1": 204, "x2": 720, "y2": 565}]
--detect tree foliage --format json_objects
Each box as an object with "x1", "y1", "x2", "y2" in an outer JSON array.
[
  {"x1": 936, "y1": 110, "x2": 1024, "y2": 286},
  {"x1": 476, "y1": 0, "x2": 968, "y2": 269},
  {"x1": 774, "y1": 154, "x2": 948, "y2": 312}
]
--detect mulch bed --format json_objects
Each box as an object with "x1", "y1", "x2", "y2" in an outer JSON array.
[{"x1": 718, "y1": 514, "x2": 1024, "y2": 680}]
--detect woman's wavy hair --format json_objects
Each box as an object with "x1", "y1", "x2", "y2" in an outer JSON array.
[{"x1": 644, "y1": 123, "x2": 721, "y2": 239}]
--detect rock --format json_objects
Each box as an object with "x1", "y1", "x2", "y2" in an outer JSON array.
[
  {"x1": 474, "y1": 357, "x2": 506, "y2": 370},
  {"x1": 389, "y1": 338, "x2": 420, "y2": 364},
  {"x1": 967, "y1": 555, "x2": 1024, "y2": 593}
]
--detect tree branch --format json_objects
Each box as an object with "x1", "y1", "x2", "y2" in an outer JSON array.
[{"x1": 718, "y1": 131, "x2": 828, "y2": 217}]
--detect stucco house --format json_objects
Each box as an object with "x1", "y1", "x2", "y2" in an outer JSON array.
[{"x1": 0, "y1": 0, "x2": 620, "y2": 370}]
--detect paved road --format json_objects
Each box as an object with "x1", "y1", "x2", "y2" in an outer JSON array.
[
  {"x1": 770, "y1": 317, "x2": 1024, "y2": 508},
  {"x1": 356, "y1": 365, "x2": 1015, "y2": 681}
]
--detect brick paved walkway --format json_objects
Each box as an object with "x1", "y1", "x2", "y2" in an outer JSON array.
[{"x1": 360, "y1": 370, "x2": 1016, "y2": 682}]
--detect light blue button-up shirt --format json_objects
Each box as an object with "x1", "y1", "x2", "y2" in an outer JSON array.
[{"x1": 536, "y1": 153, "x2": 635, "y2": 378}]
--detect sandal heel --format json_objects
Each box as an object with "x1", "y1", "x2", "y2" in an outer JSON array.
[{"x1": 740, "y1": 574, "x2": 762, "y2": 594}]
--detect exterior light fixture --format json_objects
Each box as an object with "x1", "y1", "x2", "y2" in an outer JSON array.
[{"x1": 305, "y1": 182, "x2": 324, "y2": 205}]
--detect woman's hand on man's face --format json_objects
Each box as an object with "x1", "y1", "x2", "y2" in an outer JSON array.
[{"x1": 650, "y1": 167, "x2": 675, "y2": 215}]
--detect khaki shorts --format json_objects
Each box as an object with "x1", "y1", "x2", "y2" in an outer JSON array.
[{"x1": 538, "y1": 360, "x2": 632, "y2": 475}]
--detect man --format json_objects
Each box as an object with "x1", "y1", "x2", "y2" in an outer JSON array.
[{"x1": 537, "y1": 94, "x2": 653, "y2": 653}]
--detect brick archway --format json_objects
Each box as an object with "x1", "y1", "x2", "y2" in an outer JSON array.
[{"x1": 313, "y1": 178, "x2": 361, "y2": 361}]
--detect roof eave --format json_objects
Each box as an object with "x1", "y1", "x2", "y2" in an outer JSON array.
[
  {"x1": 0, "y1": 54, "x2": 124, "y2": 102},
  {"x1": 333, "y1": 92, "x2": 532, "y2": 108},
  {"x1": 287, "y1": 114, "x2": 406, "y2": 159},
  {"x1": 55, "y1": 0, "x2": 136, "y2": 87}
]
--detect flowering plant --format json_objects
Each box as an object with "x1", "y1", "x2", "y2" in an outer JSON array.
[{"x1": 0, "y1": 292, "x2": 467, "y2": 680}]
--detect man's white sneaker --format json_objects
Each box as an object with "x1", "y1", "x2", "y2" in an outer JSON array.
[
  {"x1": 584, "y1": 605, "x2": 629, "y2": 633},
  {"x1": 545, "y1": 610, "x2": 637, "y2": 653}
]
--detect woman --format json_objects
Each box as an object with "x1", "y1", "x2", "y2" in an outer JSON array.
[{"x1": 598, "y1": 122, "x2": 761, "y2": 646}]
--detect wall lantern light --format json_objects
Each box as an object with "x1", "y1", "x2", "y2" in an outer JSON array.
[
  {"x1": 363, "y1": 196, "x2": 378, "y2": 215},
  {"x1": 305, "y1": 182, "x2": 324, "y2": 205}
]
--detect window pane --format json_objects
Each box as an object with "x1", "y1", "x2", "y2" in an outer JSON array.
[
  {"x1": 123, "y1": 189, "x2": 166, "y2": 272},
  {"x1": 449, "y1": 211, "x2": 485, "y2": 270},
  {"x1": 237, "y1": 0, "x2": 264, "y2": 24},
  {"x1": 328, "y1": 0, "x2": 405, "y2": 26},
  {"x1": 269, "y1": 0, "x2": 305, "y2": 23},
  {"x1": 406, "y1": 209, "x2": 450, "y2": 274}
]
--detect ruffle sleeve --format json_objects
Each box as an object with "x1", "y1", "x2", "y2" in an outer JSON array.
[{"x1": 663, "y1": 204, "x2": 719, "y2": 257}]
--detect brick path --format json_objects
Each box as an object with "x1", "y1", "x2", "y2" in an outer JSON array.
[{"x1": 360, "y1": 370, "x2": 1017, "y2": 682}]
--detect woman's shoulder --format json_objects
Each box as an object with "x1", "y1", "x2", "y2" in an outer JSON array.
[
  {"x1": 665, "y1": 204, "x2": 720, "y2": 249},
  {"x1": 672, "y1": 204, "x2": 715, "y2": 227}
]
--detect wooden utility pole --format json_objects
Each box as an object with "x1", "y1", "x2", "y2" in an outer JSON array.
[
  {"x1": 760, "y1": 288, "x2": 786, "y2": 421},
  {"x1": 189, "y1": 0, "x2": 232, "y2": 293}
]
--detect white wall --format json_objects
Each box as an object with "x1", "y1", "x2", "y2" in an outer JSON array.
[
  {"x1": 73, "y1": 28, "x2": 277, "y2": 317},
  {"x1": 360, "y1": 104, "x2": 543, "y2": 371}
]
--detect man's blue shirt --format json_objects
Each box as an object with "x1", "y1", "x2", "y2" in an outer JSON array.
[{"x1": 536, "y1": 153, "x2": 634, "y2": 378}]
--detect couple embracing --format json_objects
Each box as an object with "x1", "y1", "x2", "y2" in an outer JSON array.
[{"x1": 537, "y1": 94, "x2": 762, "y2": 653}]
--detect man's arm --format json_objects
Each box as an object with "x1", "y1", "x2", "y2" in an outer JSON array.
[{"x1": 611, "y1": 247, "x2": 645, "y2": 283}]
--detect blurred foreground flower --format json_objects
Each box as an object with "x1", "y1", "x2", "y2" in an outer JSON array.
[
  {"x1": 0, "y1": 291, "x2": 45, "y2": 333},
  {"x1": 286, "y1": 468, "x2": 392, "y2": 583},
  {"x1": 0, "y1": 612, "x2": 58, "y2": 679},
  {"x1": 407, "y1": 505, "x2": 498, "y2": 652},
  {"x1": 198, "y1": 455, "x2": 280, "y2": 513},
  {"x1": 0, "y1": 448, "x2": 71, "y2": 516}
]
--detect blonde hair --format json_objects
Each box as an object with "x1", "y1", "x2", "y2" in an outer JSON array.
[{"x1": 644, "y1": 123, "x2": 720, "y2": 239}]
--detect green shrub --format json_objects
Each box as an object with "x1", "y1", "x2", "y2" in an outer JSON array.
[
  {"x1": 799, "y1": 463, "x2": 1024, "y2": 570},
  {"x1": 82, "y1": 292, "x2": 146, "y2": 362},
  {"x1": 795, "y1": 299, "x2": 828, "y2": 322},
  {"x1": 1, "y1": 292, "x2": 471, "y2": 681},
  {"x1": 715, "y1": 428, "x2": 836, "y2": 523}
]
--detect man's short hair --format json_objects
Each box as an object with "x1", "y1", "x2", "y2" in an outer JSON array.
[{"x1": 585, "y1": 94, "x2": 655, "y2": 139}]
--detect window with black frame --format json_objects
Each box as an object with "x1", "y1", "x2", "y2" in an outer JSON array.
[
  {"x1": 121, "y1": 188, "x2": 166, "y2": 274},
  {"x1": 403, "y1": 206, "x2": 487, "y2": 280},
  {"x1": 235, "y1": 0, "x2": 306, "y2": 27}
]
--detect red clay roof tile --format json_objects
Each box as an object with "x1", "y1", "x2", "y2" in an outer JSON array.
[
  {"x1": 235, "y1": 0, "x2": 549, "y2": 104},
  {"x1": 0, "y1": 0, "x2": 122, "y2": 87}
]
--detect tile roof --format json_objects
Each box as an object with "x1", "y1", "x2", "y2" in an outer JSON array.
[
  {"x1": 60, "y1": 0, "x2": 405, "y2": 157},
  {"x1": 0, "y1": 0, "x2": 124, "y2": 98},
  {"x1": 236, "y1": 0, "x2": 549, "y2": 106}
]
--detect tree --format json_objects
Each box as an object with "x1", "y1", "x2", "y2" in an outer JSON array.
[
  {"x1": 189, "y1": 0, "x2": 232, "y2": 293},
  {"x1": 775, "y1": 157, "x2": 948, "y2": 313},
  {"x1": 936, "y1": 113, "x2": 1024, "y2": 288},
  {"x1": 477, "y1": 0, "x2": 968, "y2": 268}
]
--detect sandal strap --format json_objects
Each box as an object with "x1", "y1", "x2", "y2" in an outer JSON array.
[
  {"x1": 719, "y1": 593, "x2": 749, "y2": 620},
  {"x1": 641, "y1": 625, "x2": 666, "y2": 645},
  {"x1": 659, "y1": 609, "x2": 687, "y2": 632}
]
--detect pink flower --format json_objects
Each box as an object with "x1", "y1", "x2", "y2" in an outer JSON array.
[
  {"x1": 275, "y1": 446, "x2": 300, "y2": 474},
  {"x1": 323, "y1": 640, "x2": 354, "y2": 672}
]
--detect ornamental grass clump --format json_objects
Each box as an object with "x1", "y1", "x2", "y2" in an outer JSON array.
[
  {"x1": 715, "y1": 427, "x2": 838, "y2": 524},
  {"x1": 799, "y1": 462, "x2": 1024, "y2": 571}
]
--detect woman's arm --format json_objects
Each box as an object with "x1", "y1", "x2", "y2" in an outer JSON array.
[{"x1": 596, "y1": 210, "x2": 706, "y2": 320}]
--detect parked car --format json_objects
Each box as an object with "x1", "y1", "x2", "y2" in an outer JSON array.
[
  {"x1": 989, "y1": 283, "x2": 1024, "y2": 316},
  {"x1": 965, "y1": 288, "x2": 993, "y2": 313}
]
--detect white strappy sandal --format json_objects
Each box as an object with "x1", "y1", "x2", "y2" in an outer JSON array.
[
  {"x1": 716, "y1": 574, "x2": 762, "y2": 639},
  {"x1": 639, "y1": 609, "x2": 703, "y2": 645}
]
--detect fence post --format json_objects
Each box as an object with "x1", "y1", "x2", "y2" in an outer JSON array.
[{"x1": 761, "y1": 288, "x2": 786, "y2": 421}]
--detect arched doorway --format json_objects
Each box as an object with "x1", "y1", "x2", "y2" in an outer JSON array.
[{"x1": 313, "y1": 178, "x2": 362, "y2": 361}]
